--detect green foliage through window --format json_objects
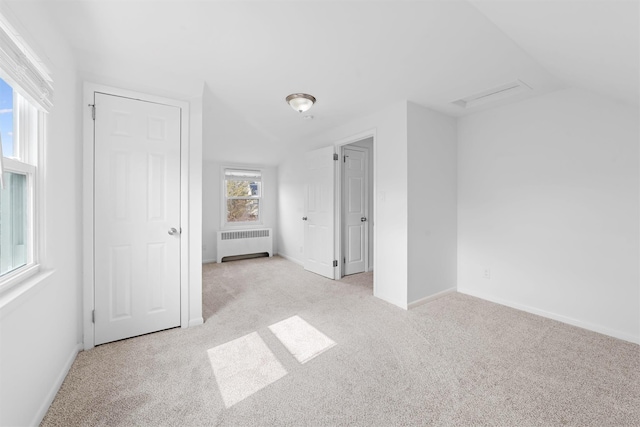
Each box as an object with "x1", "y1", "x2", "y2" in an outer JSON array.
[{"x1": 225, "y1": 169, "x2": 261, "y2": 224}]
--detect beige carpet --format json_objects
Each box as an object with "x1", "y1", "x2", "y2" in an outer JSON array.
[{"x1": 42, "y1": 256, "x2": 640, "y2": 426}]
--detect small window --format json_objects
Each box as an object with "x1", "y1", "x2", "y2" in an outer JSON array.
[{"x1": 224, "y1": 169, "x2": 262, "y2": 225}]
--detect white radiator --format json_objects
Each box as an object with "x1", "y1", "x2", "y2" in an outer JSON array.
[{"x1": 216, "y1": 228, "x2": 273, "y2": 263}]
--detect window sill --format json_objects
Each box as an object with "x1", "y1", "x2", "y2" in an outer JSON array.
[
  {"x1": 0, "y1": 265, "x2": 53, "y2": 313},
  {"x1": 0, "y1": 263, "x2": 40, "y2": 291}
]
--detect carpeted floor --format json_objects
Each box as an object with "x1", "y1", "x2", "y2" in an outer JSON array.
[{"x1": 42, "y1": 256, "x2": 640, "y2": 426}]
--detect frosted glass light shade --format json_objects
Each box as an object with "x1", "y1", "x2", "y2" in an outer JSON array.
[
  {"x1": 289, "y1": 97, "x2": 313, "y2": 112},
  {"x1": 286, "y1": 93, "x2": 316, "y2": 113}
]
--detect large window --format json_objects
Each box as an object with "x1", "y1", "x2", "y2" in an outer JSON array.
[
  {"x1": 0, "y1": 77, "x2": 39, "y2": 283},
  {"x1": 0, "y1": 11, "x2": 52, "y2": 290},
  {"x1": 224, "y1": 169, "x2": 262, "y2": 226}
]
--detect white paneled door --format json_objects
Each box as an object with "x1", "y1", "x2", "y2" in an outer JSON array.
[
  {"x1": 342, "y1": 147, "x2": 368, "y2": 276},
  {"x1": 94, "y1": 93, "x2": 181, "y2": 345},
  {"x1": 303, "y1": 146, "x2": 336, "y2": 279}
]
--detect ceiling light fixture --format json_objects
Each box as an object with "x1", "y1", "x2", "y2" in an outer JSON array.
[{"x1": 286, "y1": 93, "x2": 316, "y2": 113}]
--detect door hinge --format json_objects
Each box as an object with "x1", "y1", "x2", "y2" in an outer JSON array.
[
  {"x1": 333, "y1": 260, "x2": 338, "y2": 267},
  {"x1": 343, "y1": 155, "x2": 348, "y2": 163},
  {"x1": 333, "y1": 153, "x2": 339, "y2": 161},
  {"x1": 88, "y1": 103, "x2": 95, "y2": 120},
  {"x1": 92, "y1": 310, "x2": 95, "y2": 323},
  {"x1": 343, "y1": 257, "x2": 346, "y2": 264}
]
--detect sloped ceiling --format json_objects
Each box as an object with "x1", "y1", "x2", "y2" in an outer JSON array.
[
  {"x1": 5, "y1": 1, "x2": 638, "y2": 164},
  {"x1": 471, "y1": 0, "x2": 639, "y2": 107}
]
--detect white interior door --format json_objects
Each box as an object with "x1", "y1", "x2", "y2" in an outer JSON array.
[
  {"x1": 342, "y1": 147, "x2": 368, "y2": 276},
  {"x1": 303, "y1": 146, "x2": 336, "y2": 279},
  {"x1": 94, "y1": 93, "x2": 181, "y2": 345}
]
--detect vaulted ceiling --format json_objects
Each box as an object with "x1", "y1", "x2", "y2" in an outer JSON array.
[{"x1": 7, "y1": 1, "x2": 639, "y2": 164}]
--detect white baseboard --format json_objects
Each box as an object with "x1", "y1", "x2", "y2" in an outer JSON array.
[
  {"x1": 408, "y1": 287, "x2": 457, "y2": 310},
  {"x1": 458, "y1": 287, "x2": 640, "y2": 345},
  {"x1": 32, "y1": 343, "x2": 82, "y2": 426},
  {"x1": 189, "y1": 317, "x2": 204, "y2": 327},
  {"x1": 202, "y1": 258, "x2": 216, "y2": 264},
  {"x1": 278, "y1": 252, "x2": 304, "y2": 266},
  {"x1": 374, "y1": 293, "x2": 407, "y2": 310}
]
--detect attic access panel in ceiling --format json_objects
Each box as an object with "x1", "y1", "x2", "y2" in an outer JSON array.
[{"x1": 453, "y1": 80, "x2": 532, "y2": 109}]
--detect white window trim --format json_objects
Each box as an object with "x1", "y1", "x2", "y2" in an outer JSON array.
[
  {"x1": 0, "y1": 6, "x2": 49, "y2": 302},
  {"x1": 0, "y1": 109, "x2": 44, "y2": 294},
  {"x1": 220, "y1": 166, "x2": 264, "y2": 229},
  {"x1": 0, "y1": 263, "x2": 40, "y2": 293},
  {"x1": 0, "y1": 6, "x2": 53, "y2": 112}
]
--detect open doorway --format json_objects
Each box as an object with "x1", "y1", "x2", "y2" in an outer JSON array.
[
  {"x1": 340, "y1": 137, "x2": 374, "y2": 277},
  {"x1": 301, "y1": 133, "x2": 375, "y2": 288}
]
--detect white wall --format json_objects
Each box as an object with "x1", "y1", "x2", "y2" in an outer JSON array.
[
  {"x1": 188, "y1": 96, "x2": 203, "y2": 326},
  {"x1": 0, "y1": 2, "x2": 82, "y2": 425},
  {"x1": 278, "y1": 101, "x2": 408, "y2": 308},
  {"x1": 407, "y1": 102, "x2": 457, "y2": 303},
  {"x1": 348, "y1": 137, "x2": 374, "y2": 270},
  {"x1": 458, "y1": 88, "x2": 640, "y2": 343},
  {"x1": 202, "y1": 161, "x2": 221, "y2": 263}
]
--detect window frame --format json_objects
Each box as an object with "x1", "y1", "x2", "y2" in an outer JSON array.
[
  {"x1": 221, "y1": 167, "x2": 264, "y2": 229},
  {"x1": 0, "y1": 81, "x2": 43, "y2": 292}
]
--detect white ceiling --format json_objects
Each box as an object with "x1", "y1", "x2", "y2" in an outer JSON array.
[
  {"x1": 471, "y1": 0, "x2": 639, "y2": 108},
  {"x1": 7, "y1": 0, "x2": 639, "y2": 164}
]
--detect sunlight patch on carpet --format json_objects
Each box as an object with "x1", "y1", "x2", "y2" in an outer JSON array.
[
  {"x1": 269, "y1": 315, "x2": 336, "y2": 364},
  {"x1": 207, "y1": 332, "x2": 287, "y2": 408}
]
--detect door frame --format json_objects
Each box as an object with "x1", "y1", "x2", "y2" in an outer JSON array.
[
  {"x1": 82, "y1": 82, "x2": 191, "y2": 350},
  {"x1": 341, "y1": 145, "x2": 369, "y2": 276},
  {"x1": 333, "y1": 129, "x2": 376, "y2": 288}
]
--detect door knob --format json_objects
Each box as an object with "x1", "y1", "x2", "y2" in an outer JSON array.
[
  {"x1": 168, "y1": 227, "x2": 178, "y2": 235},
  {"x1": 361, "y1": 217, "x2": 367, "y2": 222},
  {"x1": 302, "y1": 217, "x2": 308, "y2": 221}
]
